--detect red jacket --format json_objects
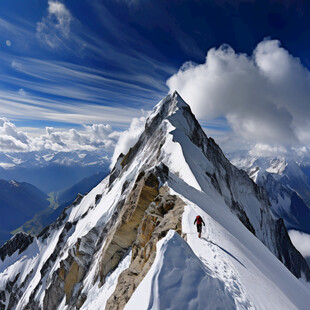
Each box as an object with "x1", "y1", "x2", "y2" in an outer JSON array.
[{"x1": 194, "y1": 215, "x2": 205, "y2": 225}]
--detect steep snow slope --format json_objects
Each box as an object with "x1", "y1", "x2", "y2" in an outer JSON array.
[{"x1": 0, "y1": 92, "x2": 309, "y2": 310}]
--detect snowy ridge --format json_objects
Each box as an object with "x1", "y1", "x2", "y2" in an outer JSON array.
[
  {"x1": 1, "y1": 92, "x2": 310, "y2": 309},
  {"x1": 125, "y1": 230, "x2": 236, "y2": 310}
]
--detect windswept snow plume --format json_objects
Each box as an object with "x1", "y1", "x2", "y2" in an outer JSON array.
[
  {"x1": 167, "y1": 39, "x2": 310, "y2": 155},
  {"x1": 110, "y1": 115, "x2": 146, "y2": 168}
]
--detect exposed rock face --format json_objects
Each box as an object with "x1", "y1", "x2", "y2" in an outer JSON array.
[
  {"x1": 0, "y1": 232, "x2": 33, "y2": 261},
  {"x1": 0, "y1": 290, "x2": 5, "y2": 310},
  {"x1": 99, "y1": 171, "x2": 160, "y2": 284},
  {"x1": 106, "y1": 186, "x2": 185, "y2": 310},
  {"x1": 109, "y1": 153, "x2": 124, "y2": 186}
]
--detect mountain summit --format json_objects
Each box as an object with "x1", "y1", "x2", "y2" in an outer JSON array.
[{"x1": 1, "y1": 92, "x2": 310, "y2": 310}]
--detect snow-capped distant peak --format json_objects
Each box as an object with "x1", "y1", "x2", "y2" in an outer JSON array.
[
  {"x1": 266, "y1": 157, "x2": 287, "y2": 175},
  {"x1": 42, "y1": 154, "x2": 55, "y2": 161},
  {"x1": 9, "y1": 180, "x2": 19, "y2": 187},
  {"x1": 78, "y1": 153, "x2": 87, "y2": 159}
]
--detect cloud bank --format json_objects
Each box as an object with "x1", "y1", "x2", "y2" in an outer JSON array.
[
  {"x1": 0, "y1": 118, "x2": 119, "y2": 153},
  {"x1": 0, "y1": 118, "x2": 30, "y2": 152},
  {"x1": 167, "y1": 39, "x2": 310, "y2": 156},
  {"x1": 0, "y1": 116, "x2": 149, "y2": 171}
]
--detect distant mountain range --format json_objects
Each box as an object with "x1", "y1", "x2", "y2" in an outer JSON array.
[
  {"x1": 0, "y1": 179, "x2": 50, "y2": 245},
  {"x1": 0, "y1": 150, "x2": 110, "y2": 193},
  {"x1": 230, "y1": 156, "x2": 310, "y2": 234},
  {"x1": 0, "y1": 150, "x2": 111, "y2": 168}
]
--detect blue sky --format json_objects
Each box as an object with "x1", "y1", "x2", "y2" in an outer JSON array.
[{"x1": 1, "y1": 0, "x2": 310, "y2": 156}]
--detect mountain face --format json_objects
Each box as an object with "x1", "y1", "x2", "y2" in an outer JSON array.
[
  {"x1": 0, "y1": 180, "x2": 50, "y2": 245},
  {"x1": 1, "y1": 92, "x2": 310, "y2": 310},
  {"x1": 0, "y1": 150, "x2": 110, "y2": 193},
  {"x1": 231, "y1": 156, "x2": 310, "y2": 234}
]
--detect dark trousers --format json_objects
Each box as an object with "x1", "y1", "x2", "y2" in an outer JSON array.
[{"x1": 196, "y1": 223, "x2": 202, "y2": 233}]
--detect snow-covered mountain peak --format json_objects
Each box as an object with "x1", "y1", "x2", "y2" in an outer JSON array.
[
  {"x1": 1, "y1": 93, "x2": 310, "y2": 310},
  {"x1": 149, "y1": 90, "x2": 187, "y2": 118},
  {"x1": 145, "y1": 90, "x2": 195, "y2": 136}
]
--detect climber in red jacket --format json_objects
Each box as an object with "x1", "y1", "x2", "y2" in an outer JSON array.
[{"x1": 194, "y1": 215, "x2": 205, "y2": 238}]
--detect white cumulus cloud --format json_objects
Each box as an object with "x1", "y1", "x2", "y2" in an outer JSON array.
[
  {"x1": 0, "y1": 118, "x2": 30, "y2": 152},
  {"x1": 167, "y1": 39, "x2": 310, "y2": 156},
  {"x1": 36, "y1": 0, "x2": 73, "y2": 48},
  {"x1": 0, "y1": 118, "x2": 119, "y2": 153}
]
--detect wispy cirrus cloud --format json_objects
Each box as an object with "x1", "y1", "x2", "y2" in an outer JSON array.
[
  {"x1": 0, "y1": 2, "x2": 174, "y2": 139},
  {"x1": 0, "y1": 42, "x2": 172, "y2": 128},
  {"x1": 7, "y1": 56, "x2": 166, "y2": 102},
  {"x1": 0, "y1": 53, "x2": 162, "y2": 127},
  {"x1": 0, "y1": 89, "x2": 143, "y2": 128},
  {"x1": 36, "y1": 0, "x2": 73, "y2": 48}
]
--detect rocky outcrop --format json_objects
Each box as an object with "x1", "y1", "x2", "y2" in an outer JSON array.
[
  {"x1": 99, "y1": 171, "x2": 160, "y2": 284},
  {"x1": 0, "y1": 232, "x2": 33, "y2": 261},
  {"x1": 109, "y1": 154, "x2": 124, "y2": 187},
  {"x1": 231, "y1": 200, "x2": 256, "y2": 235},
  {"x1": 106, "y1": 186, "x2": 185, "y2": 310},
  {"x1": 0, "y1": 290, "x2": 5, "y2": 310}
]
